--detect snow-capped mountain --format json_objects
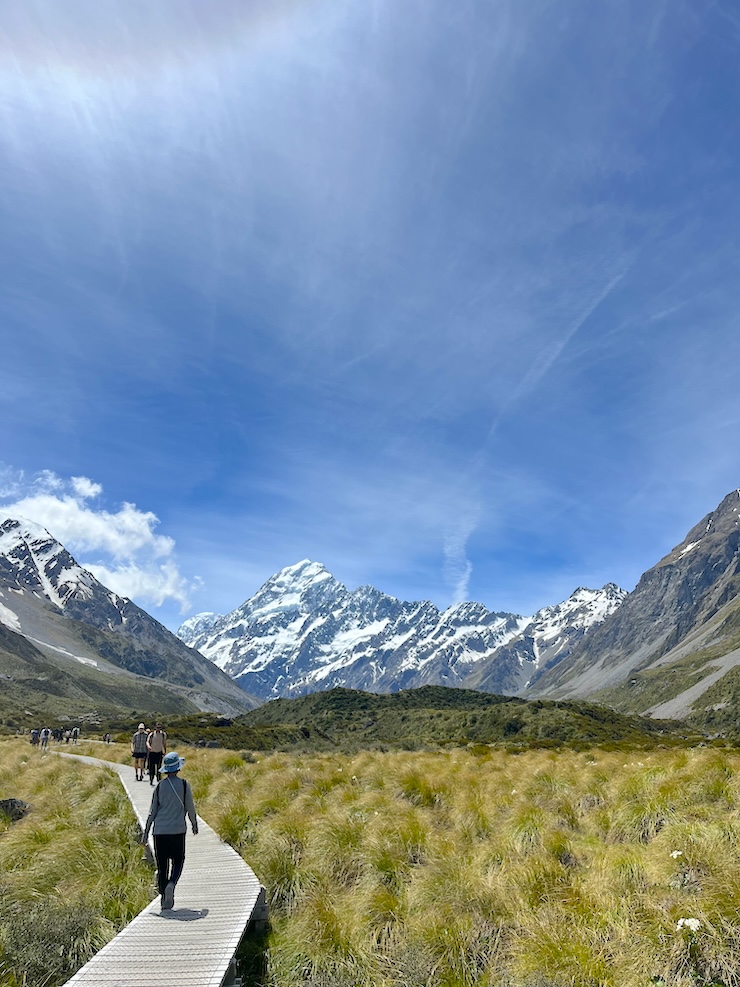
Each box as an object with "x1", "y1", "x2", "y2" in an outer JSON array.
[
  {"x1": 0, "y1": 516, "x2": 101, "y2": 610},
  {"x1": 465, "y1": 584, "x2": 627, "y2": 694},
  {"x1": 177, "y1": 559, "x2": 624, "y2": 700},
  {"x1": 0, "y1": 516, "x2": 257, "y2": 714},
  {"x1": 177, "y1": 611, "x2": 220, "y2": 641}
]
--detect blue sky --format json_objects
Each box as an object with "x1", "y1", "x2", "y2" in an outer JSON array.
[{"x1": 2, "y1": 0, "x2": 740, "y2": 631}]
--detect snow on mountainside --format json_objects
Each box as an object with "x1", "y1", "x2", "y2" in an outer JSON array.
[
  {"x1": 0, "y1": 516, "x2": 257, "y2": 713},
  {"x1": 177, "y1": 611, "x2": 219, "y2": 640},
  {"x1": 0, "y1": 516, "x2": 101, "y2": 612},
  {"x1": 465, "y1": 583, "x2": 627, "y2": 694},
  {"x1": 177, "y1": 559, "x2": 625, "y2": 700},
  {"x1": 526, "y1": 584, "x2": 628, "y2": 670}
]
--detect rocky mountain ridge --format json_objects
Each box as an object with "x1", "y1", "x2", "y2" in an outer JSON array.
[
  {"x1": 177, "y1": 560, "x2": 625, "y2": 701},
  {"x1": 528, "y1": 489, "x2": 740, "y2": 720},
  {"x1": 0, "y1": 516, "x2": 258, "y2": 716}
]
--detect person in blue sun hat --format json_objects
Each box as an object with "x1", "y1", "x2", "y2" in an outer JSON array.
[{"x1": 142, "y1": 751, "x2": 198, "y2": 910}]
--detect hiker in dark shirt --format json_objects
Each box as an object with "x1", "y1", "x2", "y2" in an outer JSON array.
[
  {"x1": 130, "y1": 723, "x2": 149, "y2": 781},
  {"x1": 142, "y1": 751, "x2": 198, "y2": 910}
]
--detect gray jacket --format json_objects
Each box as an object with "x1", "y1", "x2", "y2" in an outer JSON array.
[{"x1": 143, "y1": 775, "x2": 198, "y2": 838}]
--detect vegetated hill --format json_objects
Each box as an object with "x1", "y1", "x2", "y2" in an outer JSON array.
[
  {"x1": 177, "y1": 560, "x2": 624, "y2": 700},
  {"x1": 0, "y1": 517, "x2": 259, "y2": 718},
  {"x1": 161, "y1": 686, "x2": 685, "y2": 752},
  {"x1": 528, "y1": 489, "x2": 740, "y2": 717}
]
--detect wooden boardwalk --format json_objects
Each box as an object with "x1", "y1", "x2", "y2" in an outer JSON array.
[{"x1": 57, "y1": 752, "x2": 266, "y2": 987}]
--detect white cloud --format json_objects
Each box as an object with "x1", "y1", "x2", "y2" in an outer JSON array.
[
  {"x1": 0, "y1": 468, "x2": 194, "y2": 611},
  {"x1": 70, "y1": 475, "x2": 103, "y2": 499},
  {"x1": 443, "y1": 510, "x2": 479, "y2": 605},
  {"x1": 85, "y1": 560, "x2": 197, "y2": 610}
]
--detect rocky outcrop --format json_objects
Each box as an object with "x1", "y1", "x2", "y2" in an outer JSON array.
[
  {"x1": 528, "y1": 490, "x2": 740, "y2": 699},
  {"x1": 0, "y1": 798, "x2": 30, "y2": 821}
]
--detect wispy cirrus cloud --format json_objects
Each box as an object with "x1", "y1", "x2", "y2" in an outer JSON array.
[
  {"x1": 443, "y1": 510, "x2": 480, "y2": 606},
  {"x1": 3, "y1": 0, "x2": 740, "y2": 632}
]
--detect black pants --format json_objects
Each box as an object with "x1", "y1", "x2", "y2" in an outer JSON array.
[
  {"x1": 148, "y1": 750, "x2": 163, "y2": 782},
  {"x1": 153, "y1": 833, "x2": 186, "y2": 894}
]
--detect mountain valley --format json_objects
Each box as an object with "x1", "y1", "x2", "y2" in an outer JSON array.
[{"x1": 2, "y1": 489, "x2": 740, "y2": 733}]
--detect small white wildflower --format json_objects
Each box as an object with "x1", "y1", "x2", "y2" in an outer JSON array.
[
  {"x1": 676, "y1": 918, "x2": 701, "y2": 933},
  {"x1": 670, "y1": 850, "x2": 683, "y2": 859}
]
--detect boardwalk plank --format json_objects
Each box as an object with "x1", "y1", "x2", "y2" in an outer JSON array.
[{"x1": 56, "y1": 752, "x2": 264, "y2": 987}]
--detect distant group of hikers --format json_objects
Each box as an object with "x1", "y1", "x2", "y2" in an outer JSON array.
[
  {"x1": 132, "y1": 721, "x2": 198, "y2": 910},
  {"x1": 30, "y1": 725, "x2": 79, "y2": 747},
  {"x1": 130, "y1": 721, "x2": 168, "y2": 785}
]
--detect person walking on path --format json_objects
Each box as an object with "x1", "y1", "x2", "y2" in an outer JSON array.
[
  {"x1": 142, "y1": 751, "x2": 198, "y2": 910},
  {"x1": 131, "y1": 723, "x2": 149, "y2": 781},
  {"x1": 146, "y1": 722, "x2": 167, "y2": 785}
]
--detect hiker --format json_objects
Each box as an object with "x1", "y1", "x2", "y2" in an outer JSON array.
[
  {"x1": 131, "y1": 723, "x2": 149, "y2": 781},
  {"x1": 71, "y1": 726, "x2": 79, "y2": 744},
  {"x1": 30, "y1": 729, "x2": 39, "y2": 746},
  {"x1": 146, "y1": 722, "x2": 167, "y2": 785},
  {"x1": 40, "y1": 727, "x2": 51, "y2": 750},
  {"x1": 142, "y1": 751, "x2": 198, "y2": 911}
]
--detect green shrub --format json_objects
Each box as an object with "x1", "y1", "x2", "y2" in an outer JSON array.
[{"x1": 0, "y1": 895, "x2": 113, "y2": 987}]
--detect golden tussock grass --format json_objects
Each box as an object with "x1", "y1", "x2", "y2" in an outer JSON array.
[
  {"x1": 0, "y1": 739, "x2": 154, "y2": 987},
  {"x1": 5, "y1": 738, "x2": 740, "y2": 986}
]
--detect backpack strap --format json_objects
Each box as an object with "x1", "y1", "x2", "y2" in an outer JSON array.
[{"x1": 166, "y1": 776, "x2": 187, "y2": 814}]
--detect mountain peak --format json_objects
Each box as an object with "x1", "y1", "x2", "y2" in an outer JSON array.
[
  {"x1": 257, "y1": 559, "x2": 340, "y2": 597},
  {"x1": 178, "y1": 556, "x2": 626, "y2": 701},
  {"x1": 272, "y1": 559, "x2": 335, "y2": 584},
  {"x1": 0, "y1": 518, "x2": 258, "y2": 714},
  {"x1": 527, "y1": 487, "x2": 740, "y2": 704},
  {"x1": 1, "y1": 515, "x2": 56, "y2": 548},
  {"x1": 236, "y1": 559, "x2": 344, "y2": 622},
  {"x1": 0, "y1": 515, "x2": 97, "y2": 608},
  {"x1": 669, "y1": 489, "x2": 740, "y2": 562}
]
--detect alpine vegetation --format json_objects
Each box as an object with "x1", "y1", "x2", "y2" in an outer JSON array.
[
  {"x1": 5, "y1": 738, "x2": 740, "y2": 987},
  {"x1": 0, "y1": 740, "x2": 154, "y2": 987},
  {"x1": 190, "y1": 743, "x2": 740, "y2": 987}
]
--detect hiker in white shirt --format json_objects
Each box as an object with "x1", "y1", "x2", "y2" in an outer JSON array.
[{"x1": 146, "y1": 722, "x2": 167, "y2": 785}]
